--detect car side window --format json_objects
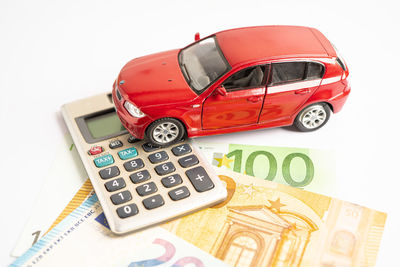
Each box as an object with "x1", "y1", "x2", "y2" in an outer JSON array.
[
  {"x1": 270, "y1": 62, "x2": 306, "y2": 85},
  {"x1": 222, "y1": 65, "x2": 266, "y2": 91},
  {"x1": 270, "y1": 61, "x2": 325, "y2": 86},
  {"x1": 306, "y1": 62, "x2": 324, "y2": 80}
]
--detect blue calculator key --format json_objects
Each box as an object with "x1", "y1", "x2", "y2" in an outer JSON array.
[
  {"x1": 94, "y1": 154, "x2": 114, "y2": 168},
  {"x1": 118, "y1": 147, "x2": 138, "y2": 160}
]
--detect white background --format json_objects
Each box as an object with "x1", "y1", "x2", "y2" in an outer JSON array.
[{"x1": 1, "y1": 0, "x2": 399, "y2": 265}]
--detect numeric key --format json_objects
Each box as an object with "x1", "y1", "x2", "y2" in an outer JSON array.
[
  {"x1": 161, "y1": 174, "x2": 182, "y2": 188},
  {"x1": 136, "y1": 182, "x2": 158, "y2": 196},
  {"x1": 104, "y1": 178, "x2": 126, "y2": 192},
  {"x1": 148, "y1": 151, "x2": 169, "y2": 164},
  {"x1": 110, "y1": 190, "x2": 132, "y2": 205},
  {"x1": 130, "y1": 170, "x2": 151, "y2": 184},
  {"x1": 154, "y1": 162, "x2": 175, "y2": 176},
  {"x1": 99, "y1": 166, "x2": 120, "y2": 179},
  {"x1": 117, "y1": 204, "x2": 139, "y2": 218},
  {"x1": 124, "y1": 158, "x2": 144, "y2": 172}
]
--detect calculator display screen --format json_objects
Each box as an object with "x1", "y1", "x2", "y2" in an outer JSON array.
[{"x1": 85, "y1": 111, "x2": 126, "y2": 139}]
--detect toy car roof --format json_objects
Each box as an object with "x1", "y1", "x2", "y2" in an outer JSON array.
[{"x1": 215, "y1": 25, "x2": 336, "y2": 66}]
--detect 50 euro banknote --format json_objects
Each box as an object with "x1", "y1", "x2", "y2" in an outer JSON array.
[
  {"x1": 195, "y1": 141, "x2": 336, "y2": 194},
  {"x1": 162, "y1": 168, "x2": 387, "y2": 267}
]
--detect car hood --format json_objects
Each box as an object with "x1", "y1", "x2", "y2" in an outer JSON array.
[{"x1": 118, "y1": 49, "x2": 197, "y2": 108}]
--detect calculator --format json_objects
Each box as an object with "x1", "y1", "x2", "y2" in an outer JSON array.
[{"x1": 61, "y1": 92, "x2": 227, "y2": 234}]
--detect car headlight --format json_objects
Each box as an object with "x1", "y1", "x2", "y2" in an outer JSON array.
[{"x1": 124, "y1": 101, "x2": 145, "y2": 118}]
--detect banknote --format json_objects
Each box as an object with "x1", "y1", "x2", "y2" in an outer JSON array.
[
  {"x1": 195, "y1": 141, "x2": 336, "y2": 194},
  {"x1": 11, "y1": 194, "x2": 228, "y2": 267},
  {"x1": 162, "y1": 168, "x2": 387, "y2": 267},
  {"x1": 11, "y1": 133, "x2": 88, "y2": 257}
]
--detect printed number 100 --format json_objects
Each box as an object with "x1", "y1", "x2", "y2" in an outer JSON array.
[{"x1": 226, "y1": 149, "x2": 314, "y2": 187}]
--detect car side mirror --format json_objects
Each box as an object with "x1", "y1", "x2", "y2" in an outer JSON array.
[
  {"x1": 215, "y1": 85, "x2": 227, "y2": 96},
  {"x1": 194, "y1": 32, "x2": 200, "y2": 41}
]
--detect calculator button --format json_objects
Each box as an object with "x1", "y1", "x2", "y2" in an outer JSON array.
[
  {"x1": 99, "y1": 166, "x2": 120, "y2": 179},
  {"x1": 178, "y1": 155, "x2": 199, "y2": 168},
  {"x1": 117, "y1": 204, "x2": 139, "y2": 218},
  {"x1": 109, "y1": 140, "x2": 123, "y2": 149},
  {"x1": 142, "y1": 194, "x2": 164, "y2": 210},
  {"x1": 123, "y1": 158, "x2": 144, "y2": 172},
  {"x1": 104, "y1": 178, "x2": 126, "y2": 192},
  {"x1": 127, "y1": 136, "x2": 140, "y2": 143},
  {"x1": 161, "y1": 174, "x2": 183, "y2": 188},
  {"x1": 154, "y1": 162, "x2": 176, "y2": 176},
  {"x1": 88, "y1": 146, "x2": 103, "y2": 155},
  {"x1": 142, "y1": 142, "x2": 162, "y2": 152},
  {"x1": 171, "y1": 144, "x2": 192, "y2": 156},
  {"x1": 148, "y1": 151, "x2": 169, "y2": 164},
  {"x1": 168, "y1": 186, "x2": 190, "y2": 201},
  {"x1": 118, "y1": 147, "x2": 138, "y2": 160},
  {"x1": 94, "y1": 154, "x2": 114, "y2": 168},
  {"x1": 136, "y1": 182, "x2": 158, "y2": 196},
  {"x1": 110, "y1": 190, "x2": 132, "y2": 205},
  {"x1": 130, "y1": 170, "x2": 151, "y2": 184},
  {"x1": 185, "y1": 166, "x2": 215, "y2": 192}
]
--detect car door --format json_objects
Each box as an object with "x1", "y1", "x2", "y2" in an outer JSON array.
[
  {"x1": 259, "y1": 61, "x2": 324, "y2": 123},
  {"x1": 202, "y1": 65, "x2": 268, "y2": 130}
]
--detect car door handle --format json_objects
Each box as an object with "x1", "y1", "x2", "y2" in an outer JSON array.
[
  {"x1": 247, "y1": 96, "x2": 263, "y2": 103},
  {"x1": 295, "y1": 88, "x2": 312, "y2": 95}
]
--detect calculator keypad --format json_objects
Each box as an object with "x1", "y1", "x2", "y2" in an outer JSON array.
[{"x1": 89, "y1": 136, "x2": 223, "y2": 226}]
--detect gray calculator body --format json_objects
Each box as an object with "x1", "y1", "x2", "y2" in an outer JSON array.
[{"x1": 61, "y1": 92, "x2": 227, "y2": 234}]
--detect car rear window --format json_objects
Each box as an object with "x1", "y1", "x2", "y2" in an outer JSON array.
[
  {"x1": 307, "y1": 62, "x2": 324, "y2": 80},
  {"x1": 270, "y1": 62, "x2": 306, "y2": 85}
]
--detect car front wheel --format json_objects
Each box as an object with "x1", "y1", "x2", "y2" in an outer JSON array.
[
  {"x1": 146, "y1": 118, "x2": 185, "y2": 146},
  {"x1": 294, "y1": 103, "x2": 331, "y2": 132}
]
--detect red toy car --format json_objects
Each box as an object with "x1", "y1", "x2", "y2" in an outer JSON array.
[{"x1": 113, "y1": 26, "x2": 350, "y2": 146}]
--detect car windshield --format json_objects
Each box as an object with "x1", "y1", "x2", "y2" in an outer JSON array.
[{"x1": 179, "y1": 36, "x2": 230, "y2": 93}]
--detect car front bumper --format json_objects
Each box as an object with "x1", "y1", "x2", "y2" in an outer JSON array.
[{"x1": 112, "y1": 86, "x2": 151, "y2": 140}]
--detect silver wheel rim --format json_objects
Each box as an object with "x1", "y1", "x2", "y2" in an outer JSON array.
[
  {"x1": 300, "y1": 105, "x2": 327, "y2": 129},
  {"x1": 152, "y1": 122, "x2": 179, "y2": 144}
]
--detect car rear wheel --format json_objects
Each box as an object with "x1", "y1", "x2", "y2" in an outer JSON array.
[
  {"x1": 294, "y1": 103, "x2": 331, "y2": 132},
  {"x1": 146, "y1": 118, "x2": 185, "y2": 146}
]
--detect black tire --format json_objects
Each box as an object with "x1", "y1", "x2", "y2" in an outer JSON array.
[
  {"x1": 294, "y1": 103, "x2": 331, "y2": 132},
  {"x1": 146, "y1": 118, "x2": 186, "y2": 146}
]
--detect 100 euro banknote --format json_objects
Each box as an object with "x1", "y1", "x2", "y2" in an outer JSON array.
[
  {"x1": 195, "y1": 141, "x2": 336, "y2": 194},
  {"x1": 163, "y1": 169, "x2": 386, "y2": 267}
]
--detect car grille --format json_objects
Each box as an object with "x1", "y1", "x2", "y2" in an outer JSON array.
[{"x1": 116, "y1": 88, "x2": 122, "y2": 101}]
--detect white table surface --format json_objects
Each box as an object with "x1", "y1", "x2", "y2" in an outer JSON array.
[{"x1": 1, "y1": 0, "x2": 399, "y2": 265}]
